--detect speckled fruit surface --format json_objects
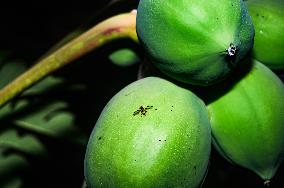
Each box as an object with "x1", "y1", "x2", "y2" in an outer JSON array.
[{"x1": 84, "y1": 77, "x2": 211, "y2": 188}]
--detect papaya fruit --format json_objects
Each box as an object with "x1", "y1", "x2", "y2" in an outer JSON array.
[
  {"x1": 136, "y1": 0, "x2": 254, "y2": 86},
  {"x1": 206, "y1": 59, "x2": 284, "y2": 182},
  {"x1": 84, "y1": 77, "x2": 211, "y2": 188},
  {"x1": 246, "y1": 0, "x2": 284, "y2": 70}
]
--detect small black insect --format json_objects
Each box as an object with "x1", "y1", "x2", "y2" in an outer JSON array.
[{"x1": 133, "y1": 105, "x2": 153, "y2": 116}]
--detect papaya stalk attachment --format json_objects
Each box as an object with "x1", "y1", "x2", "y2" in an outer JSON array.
[
  {"x1": 227, "y1": 43, "x2": 237, "y2": 57},
  {"x1": 264, "y1": 179, "x2": 270, "y2": 187},
  {"x1": 0, "y1": 10, "x2": 138, "y2": 107}
]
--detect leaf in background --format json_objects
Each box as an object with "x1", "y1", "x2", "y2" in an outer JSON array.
[
  {"x1": 0, "y1": 128, "x2": 47, "y2": 156},
  {"x1": 1, "y1": 178, "x2": 22, "y2": 188},
  {"x1": 109, "y1": 48, "x2": 140, "y2": 67},
  {"x1": 0, "y1": 60, "x2": 26, "y2": 89},
  {"x1": 0, "y1": 98, "x2": 29, "y2": 120},
  {"x1": 13, "y1": 73, "x2": 88, "y2": 145},
  {"x1": 21, "y1": 76, "x2": 86, "y2": 96},
  {"x1": 13, "y1": 101, "x2": 87, "y2": 145},
  {"x1": 0, "y1": 59, "x2": 47, "y2": 186},
  {"x1": 0, "y1": 59, "x2": 28, "y2": 186},
  {"x1": 20, "y1": 76, "x2": 65, "y2": 96},
  {"x1": 0, "y1": 148, "x2": 29, "y2": 188},
  {"x1": 0, "y1": 57, "x2": 28, "y2": 117},
  {"x1": 0, "y1": 56, "x2": 89, "y2": 187},
  {"x1": 0, "y1": 56, "x2": 87, "y2": 144}
]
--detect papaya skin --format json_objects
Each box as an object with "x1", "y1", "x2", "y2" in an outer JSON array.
[
  {"x1": 84, "y1": 77, "x2": 211, "y2": 188},
  {"x1": 136, "y1": 0, "x2": 254, "y2": 86},
  {"x1": 206, "y1": 60, "x2": 284, "y2": 181},
  {"x1": 246, "y1": 0, "x2": 284, "y2": 70}
]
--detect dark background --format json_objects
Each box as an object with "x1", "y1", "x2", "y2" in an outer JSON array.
[
  {"x1": 0, "y1": 0, "x2": 130, "y2": 63},
  {"x1": 0, "y1": 1, "x2": 283, "y2": 187}
]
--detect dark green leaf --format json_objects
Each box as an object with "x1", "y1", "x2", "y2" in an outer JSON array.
[
  {"x1": 13, "y1": 101, "x2": 87, "y2": 145},
  {"x1": 0, "y1": 128, "x2": 47, "y2": 156},
  {"x1": 0, "y1": 148, "x2": 28, "y2": 188},
  {"x1": 0, "y1": 61, "x2": 26, "y2": 89}
]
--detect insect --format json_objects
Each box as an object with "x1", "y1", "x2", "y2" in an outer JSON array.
[{"x1": 133, "y1": 105, "x2": 153, "y2": 117}]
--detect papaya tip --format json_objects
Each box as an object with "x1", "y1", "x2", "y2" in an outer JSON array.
[
  {"x1": 263, "y1": 179, "x2": 271, "y2": 187},
  {"x1": 131, "y1": 9, "x2": 137, "y2": 14},
  {"x1": 227, "y1": 43, "x2": 237, "y2": 57}
]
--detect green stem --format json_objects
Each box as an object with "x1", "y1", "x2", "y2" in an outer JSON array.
[{"x1": 0, "y1": 11, "x2": 138, "y2": 107}]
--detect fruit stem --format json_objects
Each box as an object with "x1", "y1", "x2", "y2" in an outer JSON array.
[
  {"x1": 0, "y1": 10, "x2": 138, "y2": 107},
  {"x1": 227, "y1": 43, "x2": 237, "y2": 57}
]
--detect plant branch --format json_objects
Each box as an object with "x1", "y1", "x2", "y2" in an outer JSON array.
[{"x1": 0, "y1": 10, "x2": 138, "y2": 107}]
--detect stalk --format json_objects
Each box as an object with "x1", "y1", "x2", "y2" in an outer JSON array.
[{"x1": 0, "y1": 10, "x2": 138, "y2": 107}]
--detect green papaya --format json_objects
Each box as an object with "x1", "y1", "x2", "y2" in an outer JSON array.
[
  {"x1": 84, "y1": 77, "x2": 211, "y2": 188},
  {"x1": 136, "y1": 0, "x2": 254, "y2": 86},
  {"x1": 206, "y1": 60, "x2": 284, "y2": 181},
  {"x1": 246, "y1": 0, "x2": 284, "y2": 70}
]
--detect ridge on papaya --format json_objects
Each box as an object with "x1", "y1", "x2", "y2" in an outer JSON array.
[{"x1": 136, "y1": 0, "x2": 255, "y2": 86}]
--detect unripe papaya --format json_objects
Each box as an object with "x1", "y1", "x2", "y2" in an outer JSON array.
[
  {"x1": 206, "y1": 60, "x2": 284, "y2": 181},
  {"x1": 84, "y1": 77, "x2": 211, "y2": 188},
  {"x1": 136, "y1": 0, "x2": 254, "y2": 86},
  {"x1": 246, "y1": 0, "x2": 284, "y2": 70}
]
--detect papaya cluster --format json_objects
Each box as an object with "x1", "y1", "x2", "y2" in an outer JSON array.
[{"x1": 84, "y1": 0, "x2": 284, "y2": 187}]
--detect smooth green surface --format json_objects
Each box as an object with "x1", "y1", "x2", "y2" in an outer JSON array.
[
  {"x1": 136, "y1": 0, "x2": 254, "y2": 85},
  {"x1": 207, "y1": 60, "x2": 284, "y2": 180},
  {"x1": 85, "y1": 77, "x2": 211, "y2": 188},
  {"x1": 246, "y1": 0, "x2": 284, "y2": 70}
]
